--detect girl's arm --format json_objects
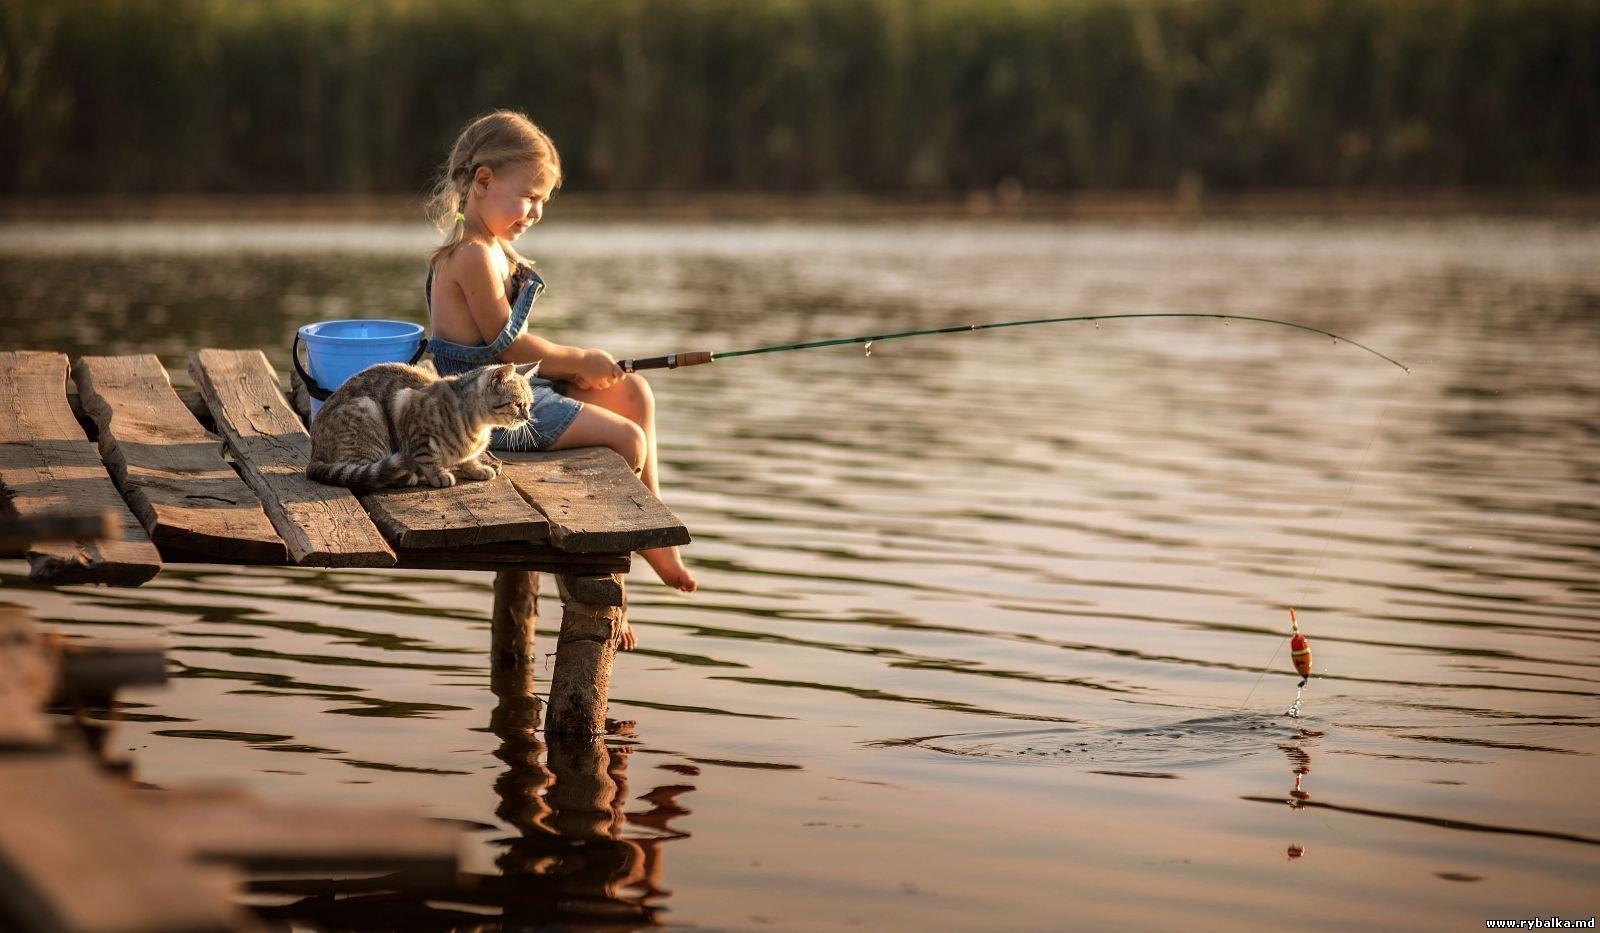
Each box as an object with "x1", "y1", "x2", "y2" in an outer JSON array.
[{"x1": 450, "y1": 242, "x2": 621, "y2": 388}]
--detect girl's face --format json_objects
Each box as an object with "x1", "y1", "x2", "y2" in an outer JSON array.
[{"x1": 473, "y1": 161, "x2": 556, "y2": 242}]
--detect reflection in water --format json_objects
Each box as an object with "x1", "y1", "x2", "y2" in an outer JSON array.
[
  {"x1": 4, "y1": 217, "x2": 1598, "y2": 928},
  {"x1": 253, "y1": 683, "x2": 689, "y2": 928},
  {"x1": 484, "y1": 722, "x2": 681, "y2": 926}
]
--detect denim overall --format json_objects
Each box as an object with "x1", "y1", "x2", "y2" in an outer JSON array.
[{"x1": 425, "y1": 262, "x2": 583, "y2": 451}]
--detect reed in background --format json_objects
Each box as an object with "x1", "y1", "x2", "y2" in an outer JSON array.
[{"x1": 2, "y1": 0, "x2": 1595, "y2": 196}]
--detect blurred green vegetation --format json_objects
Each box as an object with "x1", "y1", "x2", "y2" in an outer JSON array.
[{"x1": 2, "y1": 0, "x2": 1595, "y2": 196}]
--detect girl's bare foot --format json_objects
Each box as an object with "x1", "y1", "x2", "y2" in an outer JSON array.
[{"x1": 640, "y1": 546, "x2": 697, "y2": 592}]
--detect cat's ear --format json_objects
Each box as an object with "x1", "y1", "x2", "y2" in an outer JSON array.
[
  {"x1": 514, "y1": 361, "x2": 541, "y2": 379},
  {"x1": 492, "y1": 363, "x2": 516, "y2": 384}
]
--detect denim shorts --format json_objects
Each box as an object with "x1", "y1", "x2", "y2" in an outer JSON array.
[{"x1": 490, "y1": 376, "x2": 584, "y2": 451}]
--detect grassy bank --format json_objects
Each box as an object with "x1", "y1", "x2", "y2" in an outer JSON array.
[{"x1": 3, "y1": 0, "x2": 1596, "y2": 196}]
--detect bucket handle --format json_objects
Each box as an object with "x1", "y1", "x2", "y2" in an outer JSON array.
[{"x1": 292, "y1": 333, "x2": 428, "y2": 402}]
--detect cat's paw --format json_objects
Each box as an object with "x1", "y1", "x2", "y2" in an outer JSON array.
[
  {"x1": 426, "y1": 470, "x2": 458, "y2": 488},
  {"x1": 457, "y1": 462, "x2": 497, "y2": 482}
]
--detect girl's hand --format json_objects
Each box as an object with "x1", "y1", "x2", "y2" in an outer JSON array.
[{"x1": 571, "y1": 348, "x2": 623, "y2": 390}]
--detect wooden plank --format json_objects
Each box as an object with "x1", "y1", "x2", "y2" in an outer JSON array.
[
  {"x1": 0, "y1": 609, "x2": 56, "y2": 748},
  {"x1": 73, "y1": 355, "x2": 287, "y2": 565},
  {"x1": 144, "y1": 541, "x2": 625, "y2": 573},
  {"x1": 69, "y1": 389, "x2": 213, "y2": 433},
  {"x1": 150, "y1": 544, "x2": 288, "y2": 567},
  {"x1": 187, "y1": 349, "x2": 394, "y2": 568},
  {"x1": 362, "y1": 477, "x2": 550, "y2": 549},
  {"x1": 0, "y1": 753, "x2": 241, "y2": 933},
  {"x1": 126, "y1": 788, "x2": 460, "y2": 877},
  {"x1": 0, "y1": 512, "x2": 119, "y2": 557},
  {"x1": 0, "y1": 351, "x2": 162, "y2": 586},
  {"x1": 498, "y1": 448, "x2": 690, "y2": 553},
  {"x1": 394, "y1": 545, "x2": 629, "y2": 575},
  {"x1": 49, "y1": 635, "x2": 168, "y2": 702}
]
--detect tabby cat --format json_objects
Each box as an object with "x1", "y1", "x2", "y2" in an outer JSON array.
[{"x1": 307, "y1": 362, "x2": 535, "y2": 490}]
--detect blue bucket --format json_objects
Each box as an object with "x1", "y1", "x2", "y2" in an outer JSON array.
[{"x1": 293, "y1": 320, "x2": 427, "y2": 418}]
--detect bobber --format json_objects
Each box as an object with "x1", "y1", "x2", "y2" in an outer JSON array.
[{"x1": 1289, "y1": 608, "x2": 1312, "y2": 686}]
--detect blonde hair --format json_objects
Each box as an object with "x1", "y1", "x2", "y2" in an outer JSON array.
[{"x1": 427, "y1": 110, "x2": 562, "y2": 270}]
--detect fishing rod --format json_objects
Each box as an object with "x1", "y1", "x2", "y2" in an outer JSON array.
[
  {"x1": 617, "y1": 313, "x2": 1410, "y2": 375},
  {"x1": 616, "y1": 311, "x2": 1410, "y2": 715}
]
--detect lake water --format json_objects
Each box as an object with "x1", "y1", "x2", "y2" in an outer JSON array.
[{"x1": 2, "y1": 216, "x2": 1597, "y2": 930}]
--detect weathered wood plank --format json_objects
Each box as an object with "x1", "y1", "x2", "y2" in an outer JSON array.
[
  {"x1": 394, "y1": 545, "x2": 629, "y2": 575},
  {"x1": 0, "y1": 608, "x2": 56, "y2": 748},
  {"x1": 126, "y1": 788, "x2": 460, "y2": 877},
  {"x1": 150, "y1": 545, "x2": 293, "y2": 566},
  {"x1": 143, "y1": 541, "x2": 625, "y2": 573},
  {"x1": 69, "y1": 388, "x2": 213, "y2": 433},
  {"x1": 0, "y1": 753, "x2": 242, "y2": 933},
  {"x1": 187, "y1": 349, "x2": 394, "y2": 568},
  {"x1": 49, "y1": 634, "x2": 167, "y2": 703},
  {"x1": 73, "y1": 355, "x2": 288, "y2": 564},
  {"x1": 0, "y1": 512, "x2": 119, "y2": 557},
  {"x1": 363, "y1": 477, "x2": 550, "y2": 549},
  {"x1": 0, "y1": 351, "x2": 163, "y2": 586},
  {"x1": 498, "y1": 448, "x2": 690, "y2": 553}
]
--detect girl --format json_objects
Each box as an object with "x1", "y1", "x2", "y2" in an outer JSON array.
[{"x1": 424, "y1": 110, "x2": 696, "y2": 593}]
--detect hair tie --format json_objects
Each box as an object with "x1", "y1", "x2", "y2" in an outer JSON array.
[{"x1": 454, "y1": 211, "x2": 466, "y2": 223}]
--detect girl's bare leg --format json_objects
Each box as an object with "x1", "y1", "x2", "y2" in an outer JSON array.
[{"x1": 555, "y1": 376, "x2": 697, "y2": 592}]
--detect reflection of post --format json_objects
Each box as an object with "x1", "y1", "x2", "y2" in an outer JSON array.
[
  {"x1": 542, "y1": 734, "x2": 642, "y2": 902},
  {"x1": 546, "y1": 573, "x2": 626, "y2": 735},
  {"x1": 483, "y1": 570, "x2": 682, "y2": 922},
  {"x1": 489, "y1": 716, "x2": 666, "y2": 925},
  {"x1": 491, "y1": 570, "x2": 541, "y2": 734},
  {"x1": 490, "y1": 717, "x2": 553, "y2": 851}
]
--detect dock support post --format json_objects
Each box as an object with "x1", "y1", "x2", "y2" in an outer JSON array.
[
  {"x1": 491, "y1": 570, "x2": 541, "y2": 734},
  {"x1": 545, "y1": 573, "x2": 627, "y2": 735}
]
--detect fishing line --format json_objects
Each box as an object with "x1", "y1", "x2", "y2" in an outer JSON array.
[
  {"x1": 1237, "y1": 367, "x2": 1408, "y2": 711},
  {"x1": 619, "y1": 312, "x2": 1412, "y2": 374}
]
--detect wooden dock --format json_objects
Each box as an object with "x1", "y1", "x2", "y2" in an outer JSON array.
[
  {"x1": 1, "y1": 601, "x2": 467, "y2": 932},
  {"x1": 1, "y1": 348, "x2": 690, "y2": 734}
]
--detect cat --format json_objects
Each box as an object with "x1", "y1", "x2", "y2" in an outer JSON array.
[{"x1": 307, "y1": 362, "x2": 536, "y2": 490}]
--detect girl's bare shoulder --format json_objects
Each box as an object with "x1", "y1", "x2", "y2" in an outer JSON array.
[
  {"x1": 437, "y1": 240, "x2": 499, "y2": 284},
  {"x1": 442, "y1": 240, "x2": 519, "y2": 299}
]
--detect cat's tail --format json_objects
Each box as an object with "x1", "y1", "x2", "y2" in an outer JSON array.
[{"x1": 307, "y1": 452, "x2": 412, "y2": 490}]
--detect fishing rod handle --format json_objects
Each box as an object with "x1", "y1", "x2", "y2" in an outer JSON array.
[{"x1": 619, "y1": 351, "x2": 715, "y2": 373}]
